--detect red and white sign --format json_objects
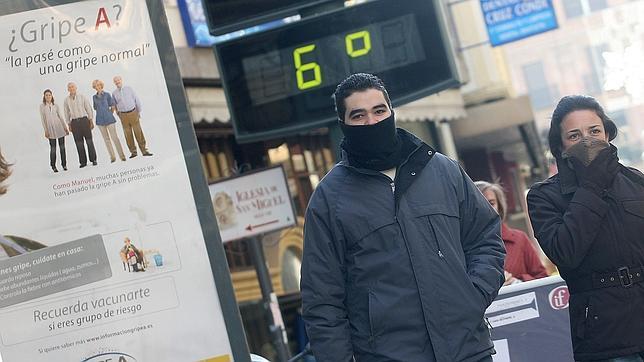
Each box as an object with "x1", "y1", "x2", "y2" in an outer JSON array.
[
  {"x1": 548, "y1": 286, "x2": 570, "y2": 310},
  {"x1": 208, "y1": 166, "x2": 296, "y2": 242}
]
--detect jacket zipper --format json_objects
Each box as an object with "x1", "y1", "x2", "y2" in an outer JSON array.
[{"x1": 426, "y1": 217, "x2": 445, "y2": 259}]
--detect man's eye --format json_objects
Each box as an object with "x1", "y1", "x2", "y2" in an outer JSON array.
[
  {"x1": 591, "y1": 129, "x2": 601, "y2": 134},
  {"x1": 569, "y1": 134, "x2": 579, "y2": 140}
]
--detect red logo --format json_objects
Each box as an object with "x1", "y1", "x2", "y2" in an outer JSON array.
[{"x1": 548, "y1": 286, "x2": 570, "y2": 310}]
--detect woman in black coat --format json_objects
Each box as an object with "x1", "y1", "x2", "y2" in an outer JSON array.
[{"x1": 527, "y1": 95, "x2": 644, "y2": 362}]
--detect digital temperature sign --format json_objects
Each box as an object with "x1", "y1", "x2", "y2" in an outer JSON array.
[{"x1": 215, "y1": 0, "x2": 458, "y2": 143}]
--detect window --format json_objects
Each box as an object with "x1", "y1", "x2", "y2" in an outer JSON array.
[
  {"x1": 584, "y1": 43, "x2": 609, "y2": 94},
  {"x1": 522, "y1": 61, "x2": 558, "y2": 110},
  {"x1": 563, "y1": 0, "x2": 584, "y2": 18},
  {"x1": 609, "y1": 109, "x2": 627, "y2": 127},
  {"x1": 564, "y1": 0, "x2": 608, "y2": 18},
  {"x1": 588, "y1": 0, "x2": 608, "y2": 11}
]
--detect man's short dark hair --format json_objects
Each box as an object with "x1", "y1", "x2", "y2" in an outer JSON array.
[
  {"x1": 333, "y1": 73, "x2": 392, "y2": 122},
  {"x1": 548, "y1": 95, "x2": 618, "y2": 159}
]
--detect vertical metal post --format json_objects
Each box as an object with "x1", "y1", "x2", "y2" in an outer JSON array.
[
  {"x1": 328, "y1": 121, "x2": 343, "y2": 161},
  {"x1": 437, "y1": 120, "x2": 459, "y2": 160},
  {"x1": 248, "y1": 236, "x2": 290, "y2": 362}
]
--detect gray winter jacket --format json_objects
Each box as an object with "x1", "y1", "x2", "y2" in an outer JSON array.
[{"x1": 301, "y1": 130, "x2": 505, "y2": 362}]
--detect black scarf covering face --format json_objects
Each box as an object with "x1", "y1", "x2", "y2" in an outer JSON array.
[{"x1": 339, "y1": 112, "x2": 403, "y2": 171}]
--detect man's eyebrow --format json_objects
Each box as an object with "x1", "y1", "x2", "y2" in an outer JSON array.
[{"x1": 348, "y1": 108, "x2": 366, "y2": 118}]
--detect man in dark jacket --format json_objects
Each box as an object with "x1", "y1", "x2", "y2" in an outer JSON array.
[{"x1": 301, "y1": 73, "x2": 506, "y2": 362}]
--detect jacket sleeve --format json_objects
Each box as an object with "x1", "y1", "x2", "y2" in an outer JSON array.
[
  {"x1": 457, "y1": 165, "x2": 506, "y2": 306},
  {"x1": 56, "y1": 105, "x2": 67, "y2": 130},
  {"x1": 64, "y1": 99, "x2": 71, "y2": 125},
  {"x1": 84, "y1": 96, "x2": 93, "y2": 121},
  {"x1": 39, "y1": 105, "x2": 47, "y2": 132},
  {"x1": 301, "y1": 187, "x2": 353, "y2": 362},
  {"x1": 527, "y1": 185, "x2": 609, "y2": 269},
  {"x1": 517, "y1": 232, "x2": 548, "y2": 281}
]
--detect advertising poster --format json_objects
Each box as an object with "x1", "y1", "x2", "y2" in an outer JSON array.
[
  {"x1": 0, "y1": 0, "x2": 248, "y2": 361},
  {"x1": 485, "y1": 276, "x2": 574, "y2": 361}
]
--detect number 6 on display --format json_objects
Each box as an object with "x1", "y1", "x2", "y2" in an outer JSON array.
[{"x1": 294, "y1": 44, "x2": 322, "y2": 90}]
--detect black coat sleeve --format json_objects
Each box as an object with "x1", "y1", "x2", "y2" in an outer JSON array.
[
  {"x1": 527, "y1": 185, "x2": 609, "y2": 269},
  {"x1": 458, "y1": 165, "x2": 506, "y2": 306},
  {"x1": 300, "y1": 187, "x2": 353, "y2": 362}
]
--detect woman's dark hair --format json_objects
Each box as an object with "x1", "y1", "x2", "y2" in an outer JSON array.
[
  {"x1": 548, "y1": 95, "x2": 617, "y2": 159},
  {"x1": 42, "y1": 89, "x2": 54, "y2": 105},
  {"x1": 0, "y1": 148, "x2": 11, "y2": 195},
  {"x1": 333, "y1": 73, "x2": 392, "y2": 122}
]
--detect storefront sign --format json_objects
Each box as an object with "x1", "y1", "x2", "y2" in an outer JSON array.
[
  {"x1": 0, "y1": 0, "x2": 248, "y2": 361},
  {"x1": 481, "y1": 0, "x2": 558, "y2": 46},
  {"x1": 485, "y1": 276, "x2": 573, "y2": 361},
  {"x1": 208, "y1": 166, "x2": 296, "y2": 243}
]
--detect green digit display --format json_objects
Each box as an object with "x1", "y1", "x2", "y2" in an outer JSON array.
[
  {"x1": 293, "y1": 44, "x2": 322, "y2": 90},
  {"x1": 345, "y1": 30, "x2": 371, "y2": 57}
]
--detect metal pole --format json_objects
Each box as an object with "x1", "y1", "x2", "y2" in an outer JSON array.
[
  {"x1": 328, "y1": 121, "x2": 343, "y2": 161},
  {"x1": 437, "y1": 119, "x2": 459, "y2": 160},
  {"x1": 248, "y1": 236, "x2": 290, "y2": 361}
]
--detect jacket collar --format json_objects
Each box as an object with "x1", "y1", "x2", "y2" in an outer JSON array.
[
  {"x1": 338, "y1": 128, "x2": 427, "y2": 172},
  {"x1": 555, "y1": 158, "x2": 579, "y2": 195}
]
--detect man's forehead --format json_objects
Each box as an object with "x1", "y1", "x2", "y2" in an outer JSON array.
[{"x1": 344, "y1": 88, "x2": 388, "y2": 110}]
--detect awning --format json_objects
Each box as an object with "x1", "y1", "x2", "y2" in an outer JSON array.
[
  {"x1": 185, "y1": 87, "x2": 467, "y2": 124},
  {"x1": 395, "y1": 89, "x2": 467, "y2": 122},
  {"x1": 451, "y1": 95, "x2": 535, "y2": 141},
  {"x1": 185, "y1": 87, "x2": 230, "y2": 124},
  {"x1": 450, "y1": 95, "x2": 545, "y2": 170}
]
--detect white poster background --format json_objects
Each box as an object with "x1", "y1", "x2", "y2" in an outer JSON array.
[{"x1": 0, "y1": 1, "x2": 233, "y2": 361}]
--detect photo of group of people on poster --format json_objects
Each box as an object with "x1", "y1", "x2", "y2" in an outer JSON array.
[{"x1": 39, "y1": 75, "x2": 152, "y2": 173}]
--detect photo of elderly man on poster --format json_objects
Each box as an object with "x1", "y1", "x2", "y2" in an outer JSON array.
[
  {"x1": 64, "y1": 82, "x2": 98, "y2": 168},
  {"x1": 112, "y1": 75, "x2": 153, "y2": 158}
]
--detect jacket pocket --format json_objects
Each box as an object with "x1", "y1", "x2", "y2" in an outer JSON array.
[
  {"x1": 408, "y1": 202, "x2": 461, "y2": 261},
  {"x1": 367, "y1": 289, "x2": 381, "y2": 345},
  {"x1": 622, "y1": 200, "x2": 644, "y2": 219},
  {"x1": 570, "y1": 294, "x2": 592, "y2": 341}
]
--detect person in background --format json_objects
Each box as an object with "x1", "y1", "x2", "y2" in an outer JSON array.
[
  {"x1": 301, "y1": 73, "x2": 505, "y2": 362},
  {"x1": 0, "y1": 147, "x2": 46, "y2": 259},
  {"x1": 39, "y1": 89, "x2": 69, "y2": 173},
  {"x1": 527, "y1": 95, "x2": 644, "y2": 362},
  {"x1": 475, "y1": 181, "x2": 548, "y2": 285},
  {"x1": 92, "y1": 79, "x2": 126, "y2": 163}
]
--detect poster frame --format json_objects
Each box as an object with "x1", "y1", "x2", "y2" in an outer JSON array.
[{"x1": 0, "y1": 0, "x2": 251, "y2": 360}]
